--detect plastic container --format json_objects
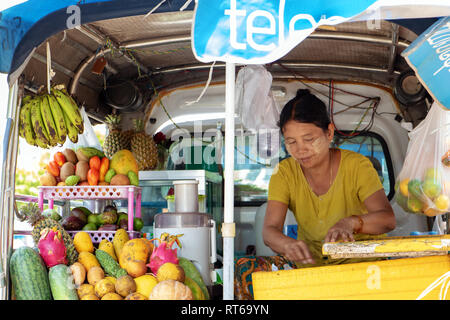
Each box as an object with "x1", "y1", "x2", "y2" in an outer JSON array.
[
  {"x1": 166, "y1": 194, "x2": 206, "y2": 212},
  {"x1": 173, "y1": 180, "x2": 199, "y2": 212}
]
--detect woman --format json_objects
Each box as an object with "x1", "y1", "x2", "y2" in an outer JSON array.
[{"x1": 263, "y1": 89, "x2": 396, "y2": 267}]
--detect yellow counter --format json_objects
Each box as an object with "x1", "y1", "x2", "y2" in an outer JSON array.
[{"x1": 252, "y1": 255, "x2": 450, "y2": 300}]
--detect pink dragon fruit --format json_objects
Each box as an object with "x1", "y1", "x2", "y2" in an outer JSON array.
[
  {"x1": 37, "y1": 227, "x2": 68, "y2": 268},
  {"x1": 147, "y1": 233, "x2": 182, "y2": 274}
]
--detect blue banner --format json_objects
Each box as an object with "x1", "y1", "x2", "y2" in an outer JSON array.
[
  {"x1": 192, "y1": 0, "x2": 450, "y2": 64},
  {"x1": 402, "y1": 17, "x2": 450, "y2": 109},
  {"x1": 192, "y1": 0, "x2": 379, "y2": 64}
]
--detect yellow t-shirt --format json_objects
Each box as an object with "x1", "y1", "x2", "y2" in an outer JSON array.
[{"x1": 268, "y1": 148, "x2": 385, "y2": 266}]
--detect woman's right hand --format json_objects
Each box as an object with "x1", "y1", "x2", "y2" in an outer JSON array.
[{"x1": 282, "y1": 240, "x2": 315, "y2": 265}]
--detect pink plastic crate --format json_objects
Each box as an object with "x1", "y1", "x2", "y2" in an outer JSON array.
[
  {"x1": 38, "y1": 185, "x2": 142, "y2": 232},
  {"x1": 67, "y1": 230, "x2": 141, "y2": 244},
  {"x1": 38, "y1": 185, "x2": 139, "y2": 200}
]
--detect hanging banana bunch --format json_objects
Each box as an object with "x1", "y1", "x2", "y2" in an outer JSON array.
[{"x1": 18, "y1": 86, "x2": 85, "y2": 149}]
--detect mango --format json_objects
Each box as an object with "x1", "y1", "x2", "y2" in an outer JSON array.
[
  {"x1": 98, "y1": 239, "x2": 117, "y2": 261},
  {"x1": 73, "y1": 232, "x2": 94, "y2": 253},
  {"x1": 109, "y1": 150, "x2": 138, "y2": 176}
]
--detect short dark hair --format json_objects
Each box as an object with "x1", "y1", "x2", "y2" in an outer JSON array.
[{"x1": 278, "y1": 89, "x2": 330, "y2": 132}]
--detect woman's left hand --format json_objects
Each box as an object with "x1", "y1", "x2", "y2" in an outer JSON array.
[{"x1": 324, "y1": 217, "x2": 355, "y2": 243}]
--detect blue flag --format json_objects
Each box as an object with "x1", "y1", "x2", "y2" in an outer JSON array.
[{"x1": 402, "y1": 17, "x2": 450, "y2": 109}]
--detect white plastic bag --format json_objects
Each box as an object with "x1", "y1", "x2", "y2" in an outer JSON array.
[
  {"x1": 235, "y1": 65, "x2": 281, "y2": 159},
  {"x1": 395, "y1": 102, "x2": 450, "y2": 217},
  {"x1": 62, "y1": 107, "x2": 103, "y2": 150},
  {"x1": 235, "y1": 65, "x2": 280, "y2": 131}
]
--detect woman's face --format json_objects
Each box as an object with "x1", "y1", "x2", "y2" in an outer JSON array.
[{"x1": 282, "y1": 120, "x2": 334, "y2": 169}]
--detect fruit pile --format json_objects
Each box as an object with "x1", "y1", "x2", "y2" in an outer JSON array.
[
  {"x1": 19, "y1": 87, "x2": 84, "y2": 149},
  {"x1": 10, "y1": 218, "x2": 209, "y2": 300},
  {"x1": 40, "y1": 147, "x2": 139, "y2": 187},
  {"x1": 59, "y1": 204, "x2": 144, "y2": 232},
  {"x1": 395, "y1": 167, "x2": 450, "y2": 217}
]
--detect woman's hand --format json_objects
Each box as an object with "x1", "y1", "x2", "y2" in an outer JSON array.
[
  {"x1": 324, "y1": 216, "x2": 356, "y2": 243},
  {"x1": 282, "y1": 239, "x2": 316, "y2": 265}
]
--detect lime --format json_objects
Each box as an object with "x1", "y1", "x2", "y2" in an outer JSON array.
[
  {"x1": 87, "y1": 213, "x2": 100, "y2": 226},
  {"x1": 133, "y1": 218, "x2": 144, "y2": 231},
  {"x1": 82, "y1": 223, "x2": 97, "y2": 231}
]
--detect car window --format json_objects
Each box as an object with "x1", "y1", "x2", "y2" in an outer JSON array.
[{"x1": 332, "y1": 132, "x2": 394, "y2": 199}]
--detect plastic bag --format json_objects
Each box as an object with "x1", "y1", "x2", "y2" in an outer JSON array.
[
  {"x1": 62, "y1": 107, "x2": 103, "y2": 151},
  {"x1": 235, "y1": 65, "x2": 281, "y2": 158},
  {"x1": 395, "y1": 102, "x2": 450, "y2": 217},
  {"x1": 235, "y1": 65, "x2": 280, "y2": 131}
]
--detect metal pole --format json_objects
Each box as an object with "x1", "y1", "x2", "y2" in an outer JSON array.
[
  {"x1": 222, "y1": 62, "x2": 235, "y2": 300},
  {"x1": 0, "y1": 79, "x2": 19, "y2": 300}
]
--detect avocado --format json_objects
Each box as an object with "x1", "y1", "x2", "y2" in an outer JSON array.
[
  {"x1": 71, "y1": 207, "x2": 87, "y2": 224},
  {"x1": 61, "y1": 215, "x2": 85, "y2": 231}
]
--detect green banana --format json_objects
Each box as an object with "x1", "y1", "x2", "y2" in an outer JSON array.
[
  {"x1": 47, "y1": 93, "x2": 67, "y2": 144},
  {"x1": 19, "y1": 99, "x2": 37, "y2": 146},
  {"x1": 63, "y1": 105, "x2": 79, "y2": 143},
  {"x1": 30, "y1": 98, "x2": 51, "y2": 147},
  {"x1": 52, "y1": 89, "x2": 84, "y2": 134},
  {"x1": 35, "y1": 136, "x2": 50, "y2": 149},
  {"x1": 40, "y1": 94, "x2": 59, "y2": 146},
  {"x1": 66, "y1": 94, "x2": 84, "y2": 134}
]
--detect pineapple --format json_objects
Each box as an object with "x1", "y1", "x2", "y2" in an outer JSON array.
[
  {"x1": 103, "y1": 114, "x2": 129, "y2": 158},
  {"x1": 130, "y1": 118, "x2": 159, "y2": 170},
  {"x1": 16, "y1": 202, "x2": 78, "y2": 265}
]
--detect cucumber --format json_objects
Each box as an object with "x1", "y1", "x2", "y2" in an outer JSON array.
[
  {"x1": 95, "y1": 249, "x2": 127, "y2": 278},
  {"x1": 48, "y1": 264, "x2": 79, "y2": 300},
  {"x1": 9, "y1": 247, "x2": 52, "y2": 300},
  {"x1": 178, "y1": 257, "x2": 210, "y2": 300}
]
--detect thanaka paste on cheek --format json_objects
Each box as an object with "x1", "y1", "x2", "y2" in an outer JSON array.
[{"x1": 311, "y1": 136, "x2": 328, "y2": 154}]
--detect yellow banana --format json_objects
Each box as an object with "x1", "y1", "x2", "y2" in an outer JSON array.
[
  {"x1": 40, "y1": 94, "x2": 59, "y2": 146},
  {"x1": 30, "y1": 98, "x2": 51, "y2": 146},
  {"x1": 19, "y1": 99, "x2": 37, "y2": 146},
  {"x1": 52, "y1": 89, "x2": 84, "y2": 134},
  {"x1": 47, "y1": 93, "x2": 67, "y2": 144},
  {"x1": 63, "y1": 105, "x2": 79, "y2": 143}
]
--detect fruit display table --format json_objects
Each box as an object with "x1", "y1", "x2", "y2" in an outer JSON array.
[{"x1": 37, "y1": 185, "x2": 142, "y2": 242}]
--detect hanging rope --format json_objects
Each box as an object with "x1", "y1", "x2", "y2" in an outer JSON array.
[{"x1": 185, "y1": 61, "x2": 216, "y2": 106}]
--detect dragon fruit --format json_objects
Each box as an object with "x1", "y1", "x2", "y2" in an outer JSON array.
[
  {"x1": 147, "y1": 233, "x2": 183, "y2": 274},
  {"x1": 37, "y1": 227, "x2": 68, "y2": 268}
]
